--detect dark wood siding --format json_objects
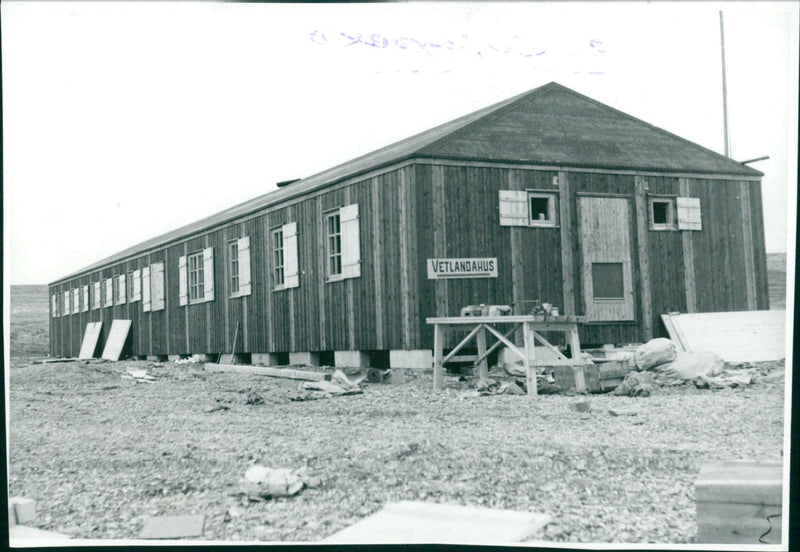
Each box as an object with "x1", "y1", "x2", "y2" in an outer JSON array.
[
  {"x1": 49, "y1": 160, "x2": 768, "y2": 358},
  {"x1": 749, "y1": 181, "x2": 770, "y2": 309},
  {"x1": 689, "y1": 178, "x2": 751, "y2": 313},
  {"x1": 643, "y1": 176, "x2": 687, "y2": 335}
]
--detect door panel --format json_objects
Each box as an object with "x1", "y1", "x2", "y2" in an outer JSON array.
[{"x1": 579, "y1": 196, "x2": 634, "y2": 321}]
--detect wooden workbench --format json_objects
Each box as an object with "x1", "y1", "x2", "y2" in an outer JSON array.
[{"x1": 426, "y1": 315, "x2": 587, "y2": 396}]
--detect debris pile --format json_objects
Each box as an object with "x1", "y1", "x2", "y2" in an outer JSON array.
[
  {"x1": 121, "y1": 369, "x2": 156, "y2": 383},
  {"x1": 174, "y1": 355, "x2": 204, "y2": 364},
  {"x1": 459, "y1": 377, "x2": 527, "y2": 398},
  {"x1": 611, "y1": 371, "x2": 656, "y2": 397},
  {"x1": 629, "y1": 338, "x2": 757, "y2": 391},
  {"x1": 290, "y1": 369, "x2": 365, "y2": 401}
]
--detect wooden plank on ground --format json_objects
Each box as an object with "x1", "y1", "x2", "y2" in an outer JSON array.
[
  {"x1": 322, "y1": 501, "x2": 550, "y2": 544},
  {"x1": 203, "y1": 363, "x2": 328, "y2": 381},
  {"x1": 78, "y1": 321, "x2": 103, "y2": 359},
  {"x1": 139, "y1": 514, "x2": 205, "y2": 539},
  {"x1": 660, "y1": 311, "x2": 785, "y2": 362},
  {"x1": 101, "y1": 320, "x2": 132, "y2": 361}
]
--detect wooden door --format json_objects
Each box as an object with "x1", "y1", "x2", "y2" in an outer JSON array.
[{"x1": 578, "y1": 196, "x2": 635, "y2": 321}]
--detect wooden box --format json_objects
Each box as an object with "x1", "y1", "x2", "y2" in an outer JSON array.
[{"x1": 695, "y1": 461, "x2": 783, "y2": 544}]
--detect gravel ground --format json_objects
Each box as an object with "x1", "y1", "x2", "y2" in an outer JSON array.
[{"x1": 7, "y1": 358, "x2": 786, "y2": 544}]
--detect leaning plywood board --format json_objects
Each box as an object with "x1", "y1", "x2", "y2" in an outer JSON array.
[
  {"x1": 661, "y1": 311, "x2": 786, "y2": 363},
  {"x1": 101, "y1": 319, "x2": 132, "y2": 361},
  {"x1": 78, "y1": 321, "x2": 103, "y2": 359},
  {"x1": 322, "y1": 501, "x2": 550, "y2": 544}
]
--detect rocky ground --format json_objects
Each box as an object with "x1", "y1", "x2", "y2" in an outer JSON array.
[{"x1": 7, "y1": 357, "x2": 786, "y2": 544}]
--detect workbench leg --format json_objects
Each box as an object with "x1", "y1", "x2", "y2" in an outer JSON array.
[
  {"x1": 523, "y1": 321, "x2": 537, "y2": 397},
  {"x1": 568, "y1": 327, "x2": 586, "y2": 394},
  {"x1": 433, "y1": 323, "x2": 443, "y2": 391},
  {"x1": 476, "y1": 324, "x2": 488, "y2": 379}
]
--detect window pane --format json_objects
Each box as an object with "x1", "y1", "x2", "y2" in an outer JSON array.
[
  {"x1": 530, "y1": 197, "x2": 550, "y2": 221},
  {"x1": 592, "y1": 263, "x2": 624, "y2": 299},
  {"x1": 652, "y1": 201, "x2": 669, "y2": 224}
]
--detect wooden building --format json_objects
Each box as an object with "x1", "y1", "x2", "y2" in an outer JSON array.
[{"x1": 49, "y1": 82, "x2": 768, "y2": 367}]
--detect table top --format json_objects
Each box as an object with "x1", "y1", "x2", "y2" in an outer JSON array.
[{"x1": 426, "y1": 315, "x2": 586, "y2": 325}]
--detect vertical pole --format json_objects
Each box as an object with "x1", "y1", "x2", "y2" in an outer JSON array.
[
  {"x1": 523, "y1": 321, "x2": 537, "y2": 397},
  {"x1": 433, "y1": 323, "x2": 443, "y2": 391},
  {"x1": 720, "y1": 10, "x2": 731, "y2": 157},
  {"x1": 568, "y1": 326, "x2": 586, "y2": 393},
  {"x1": 476, "y1": 324, "x2": 488, "y2": 379}
]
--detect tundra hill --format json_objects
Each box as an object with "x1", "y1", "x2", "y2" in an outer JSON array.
[{"x1": 10, "y1": 285, "x2": 49, "y2": 357}]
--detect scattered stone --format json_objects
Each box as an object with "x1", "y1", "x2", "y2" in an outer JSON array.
[
  {"x1": 608, "y1": 409, "x2": 638, "y2": 417},
  {"x1": 572, "y1": 400, "x2": 591, "y2": 413}
]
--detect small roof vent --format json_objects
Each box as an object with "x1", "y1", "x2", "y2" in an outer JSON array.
[{"x1": 276, "y1": 178, "x2": 301, "y2": 188}]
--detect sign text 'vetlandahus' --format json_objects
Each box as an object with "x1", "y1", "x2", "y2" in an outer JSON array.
[{"x1": 426, "y1": 258, "x2": 498, "y2": 279}]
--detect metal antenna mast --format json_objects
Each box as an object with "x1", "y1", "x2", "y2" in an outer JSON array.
[{"x1": 720, "y1": 11, "x2": 731, "y2": 157}]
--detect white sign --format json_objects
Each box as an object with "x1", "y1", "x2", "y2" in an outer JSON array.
[{"x1": 427, "y1": 258, "x2": 498, "y2": 279}]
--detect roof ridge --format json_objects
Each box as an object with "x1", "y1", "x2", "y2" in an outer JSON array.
[{"x1": 553, "y1": 85, "x2": 762, "y2": 177}]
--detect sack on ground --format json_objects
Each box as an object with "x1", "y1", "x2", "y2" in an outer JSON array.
[
  {"x1": 654, "y1": 351, "x2": 724, "y2": 381},
  {"x1": 635, "y1": 338, "x2": 678, "y2": 371}
]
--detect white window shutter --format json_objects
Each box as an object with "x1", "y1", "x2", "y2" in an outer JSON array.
[
  {"x1": 203, "y1": 247, "x2": 215, "y2": 301},
  {"x1": 178, "y1": 255, "x2": 188, "y2": 306},
  {"x1": 64, "y1": 292, "x2": 70, "y2": 316},
  {"x1": 151, "y1": 262, "x2": 165, "y2": 311},
  {"x1": 73, "y1": 288, "x2": 80, "y2": 314},
  {"x1": 499, "y1": 190, "x2": 529, "y2": 226},
  {"x1": 118, "y1": 274, "x2": 127, "y2": 303},
  {"x1": 142, "y1": 267, "x2": 152, "y2": 312},
  {"x1": 677, "y1": 197, "x2": 702, "y2": 230},
  {"x1": 132, "y1": 269, "x2": 141, "y2": 301},
  {"x1": 105, "y1": 278, "x2": 113, "y2": 307},
  {"x1": 237, "y1": 236, "x2": 252, "y2": 296},
  {"x1": 52, "y1": 294, "x2": 57, "y2": 318},
  {"x1": 93, "y1": 281, "x2": 101, "y2": 310},
  {"x1": 340, "y1": 203, "x2": 361, "y2": 279},
  {"x1": 82, "y1": 285, "x2": 89, "y2": 312},
  {"x1": 283, "y1": 222, "x2": 299, "y2": 289}
]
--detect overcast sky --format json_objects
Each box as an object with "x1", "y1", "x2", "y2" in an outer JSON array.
[{"x1": 3, "y1": 1, "x2": 797, "y2": 285}]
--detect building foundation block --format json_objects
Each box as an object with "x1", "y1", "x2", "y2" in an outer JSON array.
[
  {"x1": 390, "y1": 350, "x2": 433, "y2": 371},
  {"x1": 251, "y1": 353, "x2": 282, "y2": 366},
  {"x1": 334, "y1": 351, "x2": 369, "y2": 368},
  {"x1": 289, "y1": 352, "x2": 320, "y2": 366},
  {"x1": 218, "y1": 353, "x2": 248, "y2": 365}
]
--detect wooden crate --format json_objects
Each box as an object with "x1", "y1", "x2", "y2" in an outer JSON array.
[
  {"x1": 551, "y1": 360, "x2": 631, "y2": 393},
  {"x1": 695, "y1": 461, "x2": 783, "y2": 544}
]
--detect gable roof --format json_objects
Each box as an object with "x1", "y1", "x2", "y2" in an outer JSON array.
[{"x1": 55, "y1": 82, "x2": 761, "y2": 283}]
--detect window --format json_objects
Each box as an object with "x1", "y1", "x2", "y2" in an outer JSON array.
[
  {"x1": 228, "y1": 240, "x2": 240, "y2": 295},
  {"x1": 272, "y1": 228, "x2": 285, "y2": 287},
  {"x1": 188, "y1": 251, "x2": 205, "y2": 301},
  {"x1": 128, "y1": 271, "x2": 136, "y2": 301},
  {"x1": 73, "y1": 288, "x2": 80, "y2": 313},
  {"x1": 63, "y1": 292, "x2": 70, "y2": 316},
  {"x1": 499, "y1": 190, "x2": 559, "y2": 227},
  {"x1": 592, "y1": 263, "x2": 625, "y2": 299},
  {"x1": 82, "y1": 285, "x2": 89, "y2": 312},
  {"x1": 326, "y1": 211, "x2": 342, "y2": 277},
  {"x1": 649, "y1": 197, "x2": 677, "y2": 230},
  {"x1": 52, "y1": 294, "x2": 58, "y2": 318},
  {"x1": 179, "y1": 250, "x2": 213, "y2": 305},
  {"x1": 529, "y1": 192, "x2": 557, "y2": 226}
]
